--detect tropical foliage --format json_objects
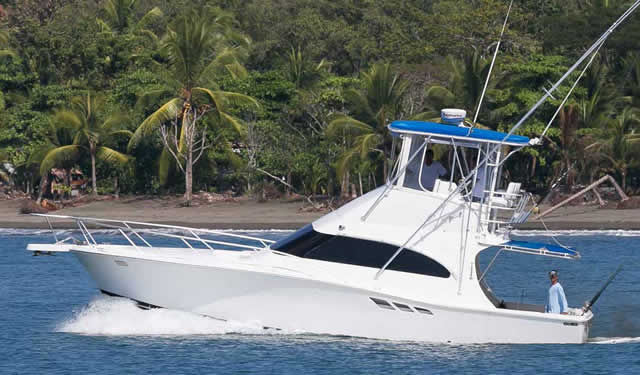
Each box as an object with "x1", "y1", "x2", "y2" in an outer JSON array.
[
  {"x1": 0, "y1": 0, "x2": 639, "y2": 202},
  {"x1": 39, "y1": 93, "x2": 131, "y2": 197}
]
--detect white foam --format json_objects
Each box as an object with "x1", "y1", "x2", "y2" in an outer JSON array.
[
  {"x1": 57, "y1": 296, "x2": 287, "y2": 336},
  {"x1": 588, "y1": 336, "x2": 640, "y2": 344}
]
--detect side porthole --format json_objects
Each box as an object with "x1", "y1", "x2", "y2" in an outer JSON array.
[
  {"x1": 392, "y1": 302, "x2": 414, "y2": 312},
  {"x1": 370, "y1": 297, "x2": 395, "y2": 310},
  {"x1": 414, "y1": 306, "x2": 433, "y2": 315}
]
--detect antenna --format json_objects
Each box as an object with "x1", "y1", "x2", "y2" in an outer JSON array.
[{"x1": 470, "y1": 0, "x2": 513, "y2": 130}]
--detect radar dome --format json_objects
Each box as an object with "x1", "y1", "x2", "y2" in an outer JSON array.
[{"x1": 441, "y1": 109, "x2": 466, "y2": 126}]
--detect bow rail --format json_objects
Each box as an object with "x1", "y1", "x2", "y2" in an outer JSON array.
[{"x1": 28, "y1": 213, "x2": 275, "y2": 253}]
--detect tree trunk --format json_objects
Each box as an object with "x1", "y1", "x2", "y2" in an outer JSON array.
[
  {"x1": 262, "y1": 177, "x2": 267, "y2": 201},
  {"x1": 622, "y1": 170, "x2": 627, "y2": 192},
  {"x1": 184, "y1": 152, "x2": 193, "y2": 206},
  {"x1": 286, "y1": 171, "x2": 292, "y2": 197},
  {"x1": 91, "y1": 152, "x2": 98, "y2": 198},
  {"x1": 358, "y1": 172, "x2": 363, "y2": 196},
  {"x1": 65, "y1": 168, "x2": 71, "y2": 200},
  {"x1": 36, "y1": 174, "x2": 49, "y2": 204},
  {"x1": 341, "y1": 171, "x2": 351, "y2": 199},
  {"x1": 114, "y1": 175, "x2": 119, "y2": 199}
]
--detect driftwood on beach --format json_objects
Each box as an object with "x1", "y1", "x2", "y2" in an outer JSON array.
[{"x1": 536, "y1": 175, "x2": 629, "y2": 219}]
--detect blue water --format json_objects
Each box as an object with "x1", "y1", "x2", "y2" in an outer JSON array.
[{"x1": 2, "y1": 230, "x2": 640, "y2": 374}]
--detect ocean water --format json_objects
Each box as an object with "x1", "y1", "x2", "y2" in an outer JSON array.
[{"x1": 2, "y1": 229, "x2": 640, "y2": 374}]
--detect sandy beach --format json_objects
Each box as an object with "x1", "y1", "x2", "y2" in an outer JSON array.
[
  {"x1": 0, "y1": 197, "x2": 323, "y2": 230},
  {"x1": 1, "y1": 196, "x2": 639, "y2": 230}
]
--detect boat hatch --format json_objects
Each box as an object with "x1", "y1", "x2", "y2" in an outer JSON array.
[{"x1": 500, "y1": 240, "x2": 580, "y2": 259}]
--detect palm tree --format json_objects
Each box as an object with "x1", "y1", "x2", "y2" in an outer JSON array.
[
  {"x1": 598, "y1": 108, "x2": 640, "y2": 191},
  {"x1": 327, "y1": 63, "x2": 409, "y2": 180},
  {"x1": 423, "y1": 51, "x2": 491, "y2": 123},
  {"x1": 40, "y1": 93, "x2": 132, "y2": 198},
  {"x1": 286, "y1": 46, "x2": 330, "y2": 89},
  {"x1": 579, "y1": 57, "x2": 617, "y2": 129},
  {"x1": 128, "y1": 11, "x2": 259, "y2": 205},
  {"x1": 545, "y1": 104, "x2": 583, "y2": 189},
  {"x1": 621, "y1": 52, "x2": 640, "y2": 109},
  {"x1": 97, "y1": 0, "x2": 163, "y2": 38},
  {"x1": 27, "y1": 116, "x2": 80, "y2": 202}
]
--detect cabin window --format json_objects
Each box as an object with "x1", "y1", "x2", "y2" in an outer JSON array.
[{"x1": 272, "y1": 225, "x2": 450, "y2": 278}]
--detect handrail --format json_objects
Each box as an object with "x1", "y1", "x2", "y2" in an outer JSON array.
[
  {"x1": 31, "y1": 214, "x2": 275, "y2": 244},
  {"x1": 32, "y1": 214, "x2": 275, "y2": 252}
]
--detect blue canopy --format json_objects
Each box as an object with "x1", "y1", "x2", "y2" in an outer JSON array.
[
  {"x1": 389, "y1": 120, "x2": 530, "y2": 146},
  {"x1": 502, "y1": 240, "x2": 580, "y2": 259}
]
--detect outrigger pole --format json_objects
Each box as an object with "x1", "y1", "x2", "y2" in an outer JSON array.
[{"x1": 470, "y1": 0, "x2": 513, "y2": 130}]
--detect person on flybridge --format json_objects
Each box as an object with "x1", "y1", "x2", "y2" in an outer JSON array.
[
  {"x1": 420, "y1": 149, "x2": 447, "y2": 191},
  {"x1": 546, "y1": 270, "x2": 569, "y2": 314}
]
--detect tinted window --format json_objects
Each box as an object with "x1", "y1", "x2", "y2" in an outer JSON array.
[
  {"x1": 271, "y1": 224, "x2": 330, "y2": 257},
  {"x1": 272, "y1": 226, "x2": 450, "y2": 278}
]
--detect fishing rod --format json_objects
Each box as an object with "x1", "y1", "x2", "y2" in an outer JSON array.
[{"x1": 582, "y1": 264, "x2": 624, "y2": 314}]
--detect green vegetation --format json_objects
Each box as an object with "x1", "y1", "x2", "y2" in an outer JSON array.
[{"x1": 0, "y1": 0, "x2": 639, "y2": 203}]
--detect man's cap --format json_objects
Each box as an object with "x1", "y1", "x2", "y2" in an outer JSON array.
[{"x1": 549, "y1": 270, "x2": 558, "y2": 278}]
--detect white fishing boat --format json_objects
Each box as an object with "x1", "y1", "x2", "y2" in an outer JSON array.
[{"x1": 26, "y1": 2, "x2": 640, "y2": 343}]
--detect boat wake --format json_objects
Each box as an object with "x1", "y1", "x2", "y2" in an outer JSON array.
[
  {"x1": 588, "y1": 337, "x2": 640, "y2": 344},
  {"x1": 57, "y1": 296, "x2": 287, "y2": 336}
]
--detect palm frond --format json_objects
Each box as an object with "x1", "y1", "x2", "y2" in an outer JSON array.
[
  {"x1": 97, "y1": 146, "x2": 131, "y2": 166},
  {"x1": 335, "y1": 146, "x2": 360, "y2": 178},
  {"x1": 97, "y1": 18, "x2": 113, "y2": 33},
  {"x1": 326, "y1": 115, "x2": 374, "y2": 138},
  {"x1": 27, "y1": 144, "x2": 55, "y2": 170},
  {"x1": 425, "y1": 85, "x2": 456, "y2": 108},
  {"x1": 135, "y1": 87, "x2": 174, "y2": 110},
  {"x1": 218, "y1": 111, "x2": 247, "y2": 135},
  {"x1": 158, "y1": 148, "x2": 174, "y2": 186},
  {"x1": 0, "y1": 49, "x2": 16, "y2": 59},
  {"x1": 201, "y1": 47, "x2": 248, "y2": 81},
  {"x1": 342, "y1": 88, "x2": 375, "y2": 123},
  {"x1": 101, "y1": 113, "x2": 130, "y2": 133},
  {"x1": 135, "y1": 6, "x2": 163, "y2": 31},
  {"x1": 40, "y1": 145, "x2": 83, "y2": 176},
  {"x1": 224, "y1": 62, "x2": 249, "y2": 80},
  {"x1": 356, "y1": 133, "x2": 383, "y2": 159},
  {"x1": 51, "y1": 110, "x2": 83, "y2": 130},
  {"x1": 193, "y1": 87, "x2": 260, "y2": 112},
  {"x1": 129, "y1": 97, "x2": 183, "y2": 151}
]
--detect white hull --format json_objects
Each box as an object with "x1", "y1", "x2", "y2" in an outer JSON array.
[{"x1": 72, "y1": 246, "x2": 592, "y2": 344}]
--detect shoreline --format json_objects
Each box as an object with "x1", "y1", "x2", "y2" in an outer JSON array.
[{"x1": 1, "y1": 197, "x2": 640, "y2": 231}]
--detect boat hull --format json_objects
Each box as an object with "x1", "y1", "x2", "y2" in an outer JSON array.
[{"x1": 73, "y1": 249, "x2": 592, "y2": 344}]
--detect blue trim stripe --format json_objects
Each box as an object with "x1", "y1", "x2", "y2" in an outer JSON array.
[{"x1": 389, "y1": 120, "x2": 530, "y2": 145}]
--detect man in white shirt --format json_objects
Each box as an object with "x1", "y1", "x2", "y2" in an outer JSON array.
[{"x1": 420, "y1": 150, "x2": 447, "y2": 191}]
